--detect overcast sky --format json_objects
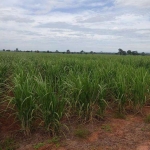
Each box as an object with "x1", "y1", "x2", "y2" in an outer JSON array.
[{"x1": 0, "y1": 0, "x2": 150, "y2": 52}]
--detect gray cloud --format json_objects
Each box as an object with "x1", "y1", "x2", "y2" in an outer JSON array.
[
  {"x1": 16, "y1": 30, "x2": 42, "y2": 36},
  {"x1": 0, "y1": 0, "x2": 150, "y2": 52},
  {"x1": 78, "y1": 15, "x2": 115, "y2": 23},
  {"x1": 37, "y1": 22, "x2": 77, "y2": 29},
  {"x1": 36, "y1": 21, "x2": 150, "y2": 39},
  {"x1": 115, "y1": 0, "x2": 150, "y2": 8},
  {"x1": 0, "y1": 15, "x2": 34, "y2": 23}
]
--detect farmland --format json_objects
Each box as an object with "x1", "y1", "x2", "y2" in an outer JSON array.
[{"x1": 1, "y1": 52, "x2": 150, "y2": 149}]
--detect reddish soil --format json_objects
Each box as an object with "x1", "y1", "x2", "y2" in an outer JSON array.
[
  {"x1": 0, "y1": 104, "x2": 20, "y2": 138},
  {"x1": 1, "y1": 107, "x2": 150, "y2": 150}
]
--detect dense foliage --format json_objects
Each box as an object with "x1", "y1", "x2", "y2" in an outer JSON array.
[{"x1": 0, "y1": 52, "x2": 150, "y2": 135}]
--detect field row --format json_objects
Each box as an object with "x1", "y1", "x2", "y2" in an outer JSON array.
[{"x1": 0, "y1": 52, "x2": 150, "y2": 135}]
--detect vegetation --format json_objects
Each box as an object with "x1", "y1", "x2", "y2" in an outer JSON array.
[
  {"x1": 144, "y1": 114, "x2": 150, "y2": 123},
  {"x1": 118, "y1": 48, "x2": 145, "y2": 55},
  {"x1": 74, "y1": 128, "x2": 90, "y2": 138},
  {"x1": 0, "y1": 137, "x2": 18, "y2": 150},
  {"x1": 1, "y1": 52, "x2": 150, "y2": 136},
  {"x1": 1, "y1": 48, "x2": 147, "y2": 56},
  {"x1": 101, "y1": 124, "x2": 112, "y2": 132},
  {"x1": 114, "y1": 112, "x2": 126, "y2": 119},
  {"x1": 33, "y1": 142, "x2": 44, "y2": 149}
]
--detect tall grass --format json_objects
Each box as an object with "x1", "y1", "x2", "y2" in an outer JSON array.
[
  {"x1": 34, "y1": 73, "x2": 65, "y2": 135},
  {"x1": 13, "y1": 64, "x2": 36, "y2": 136},
  {"x1": 0, "y1": 52, "x2": 150, "y2": 135}
]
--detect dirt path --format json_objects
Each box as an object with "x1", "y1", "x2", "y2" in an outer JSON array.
[{"x1": 1, "y1": 108, "x2": 150, "y2": 150}]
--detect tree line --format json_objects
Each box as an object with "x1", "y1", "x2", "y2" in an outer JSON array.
[
  {"x1": 1, "y1": 48, "x2": 147, "y2": 55},
  {"x1": 118, "y1": 48, "x2": 145, "y2": 56}
]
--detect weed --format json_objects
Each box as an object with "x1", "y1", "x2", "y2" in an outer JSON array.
[
  {"x1": 144, "y1": 114, "x2": 150, "y2": 123},
  {"x1": 47, "y1": 136, "x2": 60, "y2": 148},
  {"x1": 55, "y1": 143, "x2": 60, "y2": 148},
  {"x1": 101, "y1": 124, "x2": 112, "y2": 132},
  {"x1": 74, "y1": 128, "x2": 90, "y2": 139},
  {"x1": 34, "y1": 142, "x2": 44, "y2": 149},
  {"x1": 141, "y1": 125, "x2": 150, "y2": 131},
  {"x1": 48, "y1": 136, "x2": 60, "y2": 144},
  {"x1": 0, "y1": 137, "x2": 17, "y2": 150},
  {"x1": 114, "y1": 112, "x2": 126, "y2": 119}
]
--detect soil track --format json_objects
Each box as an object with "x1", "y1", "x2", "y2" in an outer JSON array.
[{"x1": 1, "y1": 107, "x2": 150, "y2": 150}]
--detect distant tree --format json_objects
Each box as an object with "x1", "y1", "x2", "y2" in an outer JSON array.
[
  {"x1": 118, "y1": 48, "x2": 126, "y2": 55},
  {"x1": 3, "y1": 49, "x2": 5, "y2": 51},
  {"x1": 16, "y1": 48, "x2": 19, "y2": 52},
  {"x1": 127, "y1": 50, "x2": 132, "y2": 55},
  {"x1": 118, "y1": 48, "x2": 123, "y2": 55},
  {"x1": 35, "y1": 50, "x2": 39, "y2": 53},
  {"x1": 141, "y1": 52, "x2": 145, "y2": 56},
  {"x1": 80, "y1": 50, "x2": 84, "y2": 54},
  {"x1": 122, "y1": 51, "x2": 127, "y2": 55},
  {"x1": 132, "y1": 51, "x2": 138, "y2": 55},
  {"x1": 47, "y1": 50, "x2": 50, "y2": 53},
  {"x1": 55, "y1": 50, "x2": 59, "y2": 53},
  {"x1": 66, "y1": 49, "x2": 70, "y2": 54},
  {"x1": 90, "y1": 51, "x2": 94, "y2": 54}
]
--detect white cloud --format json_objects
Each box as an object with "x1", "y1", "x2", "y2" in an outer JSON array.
[
  {"x1": 0, "y1": 0, "x2": 149, "y2": 52},
  {"x1": 115, "y1": 0, "x2": 150, "y2": 8}
]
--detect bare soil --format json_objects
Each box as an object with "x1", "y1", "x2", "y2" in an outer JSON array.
[{"x1": 1, "y1": 107, "x2": 150, "y2": 150}]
